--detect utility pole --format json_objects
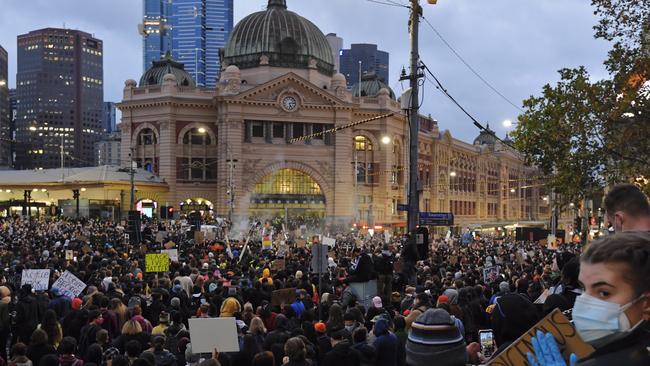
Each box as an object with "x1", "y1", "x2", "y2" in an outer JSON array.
[
  {"x1": 226, "y1": 158, "x2": 238, "y2": 222},
  {"x1": 130, "y1": 147, "x2": 136, "y2": 210},
  {"x1": 406, "y1": 0, "x2": 423, "y2": 235}
]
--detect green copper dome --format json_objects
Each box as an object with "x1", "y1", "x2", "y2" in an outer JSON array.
[
  {"x1": 140, "y1": 54, "x2": 196, "y2": 87},
  {"x1": 222, "y1": 0, "x2": 335, "y2": 76},
  {"x1": 351, "y1": 73, "x2": 396, "y2": 99}
]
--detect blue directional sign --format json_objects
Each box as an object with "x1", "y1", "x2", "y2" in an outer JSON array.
[{"x1": 419, "y1": 212, "x2": 454, "y2": 226}]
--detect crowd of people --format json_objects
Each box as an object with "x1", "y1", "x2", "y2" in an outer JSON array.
[{"x1": 0, "y1": 184, "x2": 646, "y2": 366}]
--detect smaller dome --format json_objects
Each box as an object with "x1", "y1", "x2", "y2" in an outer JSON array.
[
  {"x1": 224, "y1": 65, "x2": 240, "y2": 73},
  {"x1": 332, "y1": 73, "x2": 346, "y2": 82},
  {"x1": 124, "y1": 79, "x2": 137, "y2": 88},
  {"x1": 351, "y1": 73, "x2": 396, "y2": 99},
  {"x1": 473, "y1": 124, "x2": 498, "y2": 145},
  {"x1": 140, "y1": 54, "x2": 196, "y2": 87}
]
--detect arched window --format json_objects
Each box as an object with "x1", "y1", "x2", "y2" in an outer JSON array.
[
  {"x1": 353, "y1": 136, "x2": 375, "y2": 184},
  {"x1": 138, "y1": 128, "x2": 157, "y2": 146},
  {"x1": 183, "y1": 128, "x2": 212, "y2": 145}
]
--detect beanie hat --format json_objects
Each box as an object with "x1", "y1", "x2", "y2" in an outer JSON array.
[
  {"x1": 406, "y1": 309, "x2": 467, "y2": 366},
  {"x1": 499, "y1": 281, "x2": 510, "y2": 293},
  {"x1": 314, "y1": 322, "x2": 327, "y2": 334},
  {"x1": 71, "y1": 298, "x2": 83, "y2": 310},
  {"x1": 170, "y1": 297, "x2": 181, "y2": 308}
]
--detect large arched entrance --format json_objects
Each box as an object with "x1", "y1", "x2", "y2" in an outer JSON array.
[{"x1": 249, "y1": 169, "x2": 326, "y2": 222}]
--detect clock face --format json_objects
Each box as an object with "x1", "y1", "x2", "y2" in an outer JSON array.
[{"x1": 282, "y1": 96, "x2": 297, "y2": 111}]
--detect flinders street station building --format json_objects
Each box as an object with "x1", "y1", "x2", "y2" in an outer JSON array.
[{"x1": 115, "y1": 0, "x2": 550, "y2": 231}]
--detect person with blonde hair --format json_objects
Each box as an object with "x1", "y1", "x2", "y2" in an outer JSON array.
[{"x1": 112, "y1": 319, "x2": 151, "y2": 353}]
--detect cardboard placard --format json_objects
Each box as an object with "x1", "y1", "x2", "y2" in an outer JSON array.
[
  {"x1": 205, "y1": 231, "x2": 217, "y2": 242},
  {"x1": 21, "y1": 269, "x2": 51, "y2": 291},
  {"x1": 52, "y1": 271, "x2": 86, "y2": 298},
  {"x1": 161, "y1": 249, "x2": 179, "y2": 262},
  {"x1": 188, "y1": 317, "x2": 240, "y2": 353},
  {"x1": 296, "y1": 239, "x2": 306, "y2": 248},
  {"x1": 155, "y1": 231, "x2": 166, "y2": 243},
  {"x1": 65, "y1": 250, "x2": 74, "y2": 261},
  {"x1": 81, "y1": 244, "x2": 92, "y2": 254},
  {"x1": 271, "y1": 259, "x2": 285, "y2": 271},
  {"x1": 194, "y1": 231, "x2": 205, "y2": 243},
  {"x1": 487, "y1": 309, "x2": 594, "y2": 365},
  {"x1": 271, "y1": 288, "x2": 296, "y2": 307},
  {"x1": 164, "y1": 241, "x2": 175, "y2": 249},
  {"x1": 145, "y1": 253, "x2": 170, "y2": 273}
]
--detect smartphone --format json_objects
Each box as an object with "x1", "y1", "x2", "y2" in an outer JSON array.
[{"x1": 479, "y1": 329, "x2": 496, "y2": 358}]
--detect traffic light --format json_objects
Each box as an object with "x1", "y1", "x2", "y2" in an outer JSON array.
[{"x1": 167, "y1": 206, "x2": 174, "y2": 219}]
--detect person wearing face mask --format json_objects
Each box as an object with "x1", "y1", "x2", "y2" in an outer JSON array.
[
  {"x1": 529, "y1": 231, "x2": 650, "y2": 366},
  {"x1": 604, "y1": 184, "x2": 650, "y2": 232}
]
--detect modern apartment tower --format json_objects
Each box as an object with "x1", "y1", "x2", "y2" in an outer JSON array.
[
  {"x1": 0, "y1": 45, "x2": 10, "y2": 168},
  {"x1": 15, "y1": 28, "x2": 103, "y2": 170},
  {"x1": 325, "y1": 33, "x2": 343, "y2": 73},
  {"x1": 103, "y1": 102, "x2": 116, "y2": 134},
  {"x1": 340, "y1": 43, "x2": 390, "y2": 88},
  {"x1": 141, "y1": 0, "x2": 234, "y2": 88}
]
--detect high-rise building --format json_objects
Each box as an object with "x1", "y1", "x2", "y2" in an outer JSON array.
[
  {"x1": 340, "y1": 43, "x2": 389, "y2": 88},
  {"x1": 141, "y1": 0, "x2": 234, "y2": 88},
  {"x1": 15, "y1": 28, "x2": 103, "y2": 170},
  {"x1": 0, "y1": 45, "x2": 10, "y2": 168},
  {"x1": 9, "y1": 89, "x2": 16, "y2": 166},
  {"x1": 325, "y1": 33, "x2": 343, "y2": 73},
  {"x1": 103, "y1": 102, "x2": 117, "y2": 133},
  {"x1": 141, "y1": 0, "x2": 172, "y2": 71}
]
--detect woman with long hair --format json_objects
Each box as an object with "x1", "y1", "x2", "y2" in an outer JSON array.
[
  {"x1": 249, "y1": 316, "x2": 267, "y2": 350},
  {"x1": 26, "y1": 329, "x2": 56, "y2": 366},
  {"x1": 110, "y1": 297, "x2": 128, "y2": 331},
  {"x1": 38, "y1": 310, "x2": 62, "y2": 347},
  {"x1": 235, "y1": 334, "x2": 264, "y2": 366},
  {"x1": 326, "y1": 303, "x2": 344, "y2": 331}
]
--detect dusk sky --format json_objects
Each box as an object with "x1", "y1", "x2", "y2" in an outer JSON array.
[{"x1": 0, "y1": 0, "x2": 612, "y2": 142}]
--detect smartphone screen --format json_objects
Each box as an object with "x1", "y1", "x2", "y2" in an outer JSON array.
[{"x1": 479, "y1": 329, "x2": 495, "y2": 358}]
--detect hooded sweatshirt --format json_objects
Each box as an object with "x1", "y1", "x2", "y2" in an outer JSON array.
[
  {"x1": 373, "y1": 319, "x2": 398, "y2": 366},
  {"x1": 259, "y1": 268, "x2": 274, "y2": 285}
]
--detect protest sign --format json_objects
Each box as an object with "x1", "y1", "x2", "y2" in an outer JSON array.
[
  {"x1": 322, "y1": 237, "x2": 336, "y2": 247},
  {"x1": 65, "y1": 250, "x2": 74, "y2": 260},
  {"x1": 534, "y1": 289, "x2": 550, "y2": 305},
  {"x1": 483, "y1": 266, "x2": 500, "y2": 283},
  {"x1": 271, "y1": 259, "x2": 285, "y2": 271},
  {"x1": 271, "y1": 288, "x2": 296, "y2": 307},
  {"x1": 487, "y1": 309, "x2": 594, "y2": 366},
  {"x1": 296, "y1": 239, "x2": 306, "y2": 248},
  {"x1": 205, "y1": 231, "x2": 217, "y2": 242},
  {"x1": 194, "y1": 231, "x2": 205, "y2": 244},
  {"x1": 262, "y1": 234, "x2": 273, "y2": 250},
  {"x1": 81, "y1": 244, "x2": 92, "y2": 254},
  {"x1": 145, "y1": 253, "x2": 170, "y2": 272},
  {"x1": 188, "y1": 317, "x2": 240, "y2": 353},
  {"x1": 21, "y1": 269, "x2": 50, "y2": 291},
  {"x1": 52, "y1": 271, "x2": 86, "y2": 298},
  {"x1": 161, "y1": 249, "x2": 179, "y2": 262},
  {"x1": 164, "y1": 241, "x2": 175, "y2": 249},
  {"x1": 277, "y1": 242, "x2": 289, "y2": 257}
]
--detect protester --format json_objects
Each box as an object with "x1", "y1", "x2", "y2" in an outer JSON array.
[{"x1": 604, "y1": 183, "x2": 650, "y2": 231}]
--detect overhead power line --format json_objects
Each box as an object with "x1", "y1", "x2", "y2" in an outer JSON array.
[{"x1": 421, "y1": 16, "x2": 525, "y2": 114}]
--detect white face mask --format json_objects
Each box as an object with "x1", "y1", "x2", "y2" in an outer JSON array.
[{"x1": 573, "y1": 293, "x2": 644, "y2": 343}]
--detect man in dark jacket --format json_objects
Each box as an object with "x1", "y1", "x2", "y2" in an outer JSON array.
[
  {"x1": 324, "y1": 328, "x2": 361, "y2": 366},
  {"x1": 373, "y1": 318, "x2": 398, "y2": 366},
  {"x1": 14, "y1": 285, "x2": 39, "y2": 344},
  {"x1": 374, "y1": 245, "x2": 394, "y2": 301},
  {"x1": 48, "y1": 287, "x2": 71, "y2": 320},
  {"x1": 347, "y1": 248, "x2": 374, "y2": 283}
]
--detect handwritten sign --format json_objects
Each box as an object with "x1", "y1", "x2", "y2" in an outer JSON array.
[
  {"x1": 487, "y1": 309, "x2": 594, "y2": 366},
  {"x1": 65, "y1": 250, "x2": 74, "y2": 261},
  {"x1": 164, "y1": 241, "x2": 175, "y2": 249},
  {"x1": 161, "y1": 249, "x2": 179, "y2": 262},
  {"x1": 205, "y1": 231, "x2": 217, "y2": 242},
  {"x1": 271, "y1": 288, "x2": 296, "y2": 307},
  {"x1": 194, "y1": 231, "x2": 205, "y2": 244},
  {"x1": 21, "y1": 269, "x2": 50, "y2": 291},
  {"x1": 271, "y1": 259, "x2": 285, "y2": 271},
  {"x1": 52, "y1": 271, "x2": 86, "y2": 298},
  {"x1": 296, "y1": 239, "x2": 306, "y2": 248},
  {"x1": 145, "y1": 253, "x2": 170, "y2": 273},
  {"x1": 155, "y1": 231, "x2": 167, "y2": 243}
]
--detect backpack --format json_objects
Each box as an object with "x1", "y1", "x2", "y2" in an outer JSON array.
[{"x1": 127, "y1": 295, "x2": 142, "y2": 310}]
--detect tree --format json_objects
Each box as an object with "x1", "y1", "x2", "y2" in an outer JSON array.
[{"x1": 512, "y1": 0, "x2": 650, "y2": 202}]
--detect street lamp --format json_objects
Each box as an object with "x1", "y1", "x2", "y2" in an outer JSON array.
[
  {"x1": 381, "y1": 136, "x2": 391, "y2": 145},
  {"x1": 197, "y1": 127, "x2": 206, "y2": 134},
  {"x1": 29, "y1": 126, "x2": 37, "y2": 132},
  {"x1": 510, "y1": 188, "x2": 516, "y2": 193},
  {"x1": 449, "y1": 171, "x2": 457, "y2": 177}
]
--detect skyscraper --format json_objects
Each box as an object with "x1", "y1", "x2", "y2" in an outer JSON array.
[
  {"x1": 9, "y1": 88, "x2": 16, "y2": 166},
  {"x1": 103, "y1": 102, "x2": 116, "y2": 134},
  {"x1": 340, "y1": 43, "x2": 390, "y2": 88},
  {"x1": 325, "y1": 33, "x2": 343, "y2": 73},
  {"x1": 15, "y1": 28, "x2": 103, "y2": 170},
  {"x1": 141, "y1": 0, "x2": 234, "y2": 88},
  {"x1": 141, "y1": 0, "x2": 172, "y2": 71},
  {"x1": 0, "y1": 45, "x2": 10, "y2": 168}
]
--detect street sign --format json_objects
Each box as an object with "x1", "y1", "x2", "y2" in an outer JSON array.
[
  {"x1": 397, "y1": 204, "x2": 409, "y2": 212},
  {"x1": 419, "y1": 212, "x2": 454, "y2": 226}
]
